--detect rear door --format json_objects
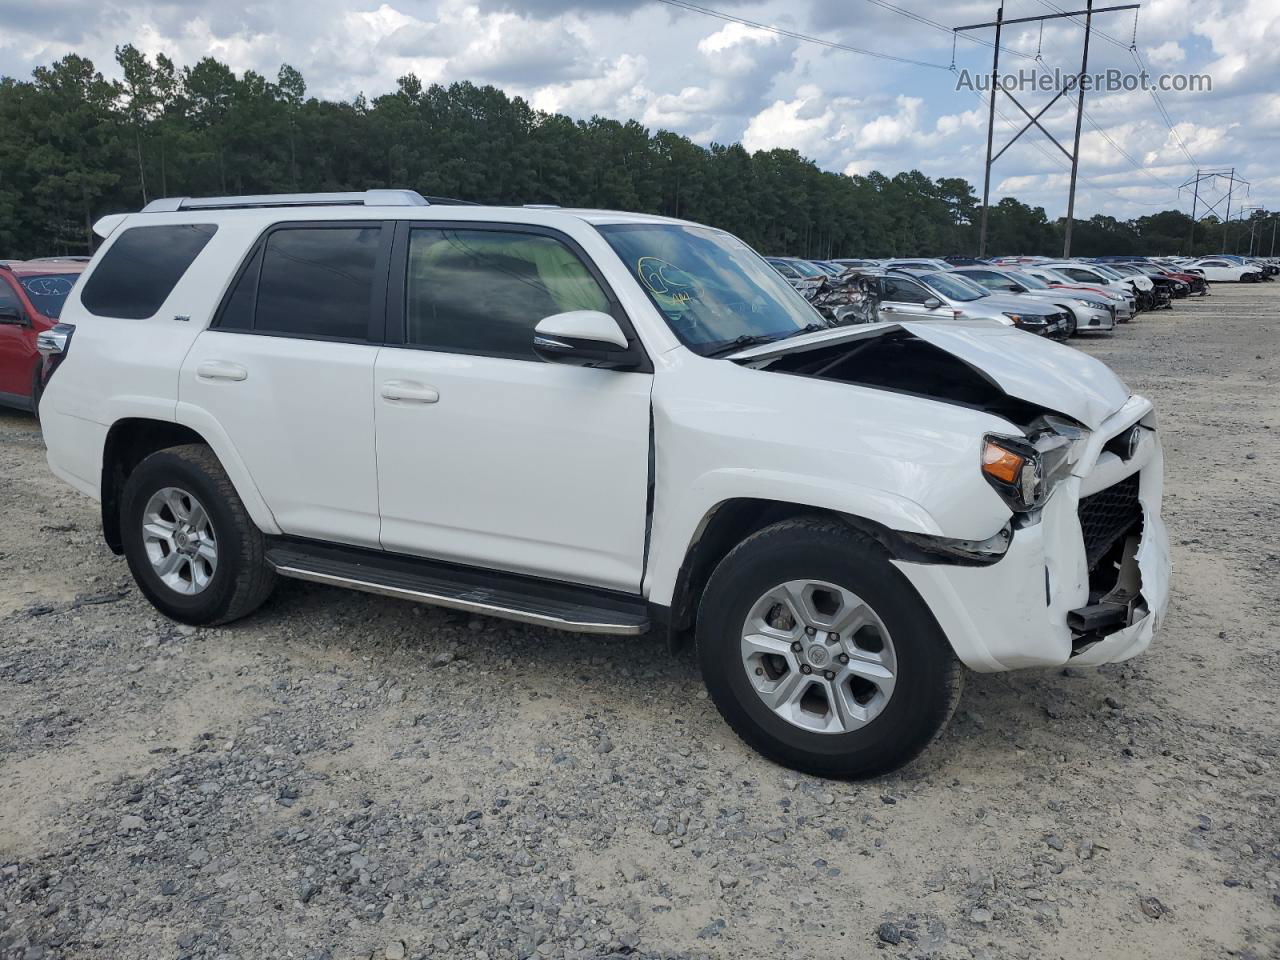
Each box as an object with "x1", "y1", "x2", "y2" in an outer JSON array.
[
  {"x1": 180, "y1": 222, "x2": 390, "y2": 547},
  {"x1": 372, "y1": 222, "x2": 653, "y2": 592}
]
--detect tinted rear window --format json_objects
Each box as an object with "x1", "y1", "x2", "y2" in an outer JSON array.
[
  {"x1": 253, "y1": 227, "x2": 378, "y2": 340},
  {"x1": 81, "y1": 224, "x2": 217, "y2": 319}
]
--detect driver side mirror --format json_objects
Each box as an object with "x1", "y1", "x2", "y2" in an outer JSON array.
[
  {"x1": 922, "y1": 297, "x2": 943, "y2": 310},
  {"x1": 0, "y1": 304, "x2": 25, "y2": 325},
  {"x1": 532, "y1": 310, "x2": 643, "y2": 370}
]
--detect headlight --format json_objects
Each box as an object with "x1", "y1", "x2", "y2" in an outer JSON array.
[
  {"x1": 982, "y1": 418, "x2": 1088, "y2": 513},
  {"x1": 1002, "y1": 312, "x2": 1032, "y2": 326}
]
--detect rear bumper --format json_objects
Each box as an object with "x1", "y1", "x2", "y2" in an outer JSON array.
[{"x1": 894, "y1": 398, "x2": 1169, "y2": 672}]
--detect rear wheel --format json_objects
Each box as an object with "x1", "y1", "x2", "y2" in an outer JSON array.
[
  {"x1": 120, "y1": 444, "x2": 275, "y2": 625},
  {"x1": 697, "y1": 518, "x2": 963, "y2": 778}
]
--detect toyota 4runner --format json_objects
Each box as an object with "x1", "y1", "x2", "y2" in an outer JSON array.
[{"x1": 37, "y1": 190, "x2": 1172, "y2": 777}]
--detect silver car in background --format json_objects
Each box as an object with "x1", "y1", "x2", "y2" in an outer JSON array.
[
  {"x1": 878, "y1": 269, "x2": 1071, "y2": 338},
  {"x1": 948, "y1": 266, "x2": 1116, "y2": 334}
]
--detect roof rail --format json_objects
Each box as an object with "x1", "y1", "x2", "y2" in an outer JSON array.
[{"x1": 140, "y1": 190, "x2": 431, "y2": 213}]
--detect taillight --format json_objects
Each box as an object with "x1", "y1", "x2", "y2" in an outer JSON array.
[{"x1": 36, "y1": 322, "x2": 75, "y2": 387}]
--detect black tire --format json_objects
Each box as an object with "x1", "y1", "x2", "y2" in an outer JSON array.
[
  {"x1": 30, "y1": 364, "x2": 43, "y2": 421},
  {"x1": 120, "y1": 443, "x2": 276, "y2": 626},
  {"x1": 696, "y1": 517, "x2": 963, "y2": 779},
  {"x1": 1061, "y1": 312, "x2": 1077, "y2": 338}
]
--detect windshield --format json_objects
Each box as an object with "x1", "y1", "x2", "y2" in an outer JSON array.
[
  {"x1": 919, "y1": 271, "x2": 985, "y2": 301},
  {"x1": 1007, "y1": 270, "x2": 1049, "y2": 290},
  {"x1": 1091, "y1": 265, "x2": 1124, "y2": 280},
  {"x1": 598, "y1": 224, "x2": 823, "y2": 353},
  {"x1": 18, "y1": 273, "x2": 79, "y2": 318}
]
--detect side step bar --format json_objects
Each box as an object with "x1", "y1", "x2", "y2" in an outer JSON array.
[{"x1": 265, "y1": 539, "x2": 650, "y2": 636}]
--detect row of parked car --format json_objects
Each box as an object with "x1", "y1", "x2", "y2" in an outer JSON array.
[{"x1": 764, "y1": 252, "x2": 1276, "y2": 340}]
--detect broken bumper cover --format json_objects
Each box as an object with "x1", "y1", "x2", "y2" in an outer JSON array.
[{"x1": 891, "y1": 398, "x2": 1171, "y2": 673}]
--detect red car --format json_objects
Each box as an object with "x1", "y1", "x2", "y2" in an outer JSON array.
[{"x1": 0, "y1": 259, "x2": 86, "y2": 414}]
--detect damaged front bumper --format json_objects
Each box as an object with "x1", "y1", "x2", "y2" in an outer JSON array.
[{"x1": 891, "y1": 397, "x2": 1171, "y2": 672}]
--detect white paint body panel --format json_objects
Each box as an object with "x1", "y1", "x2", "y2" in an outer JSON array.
[
  {"x1": 180, "y1": 332, "x2": 381, "y2": 546},
  {"x1": 39, "y1": 199, "x2": 1171, "y2": 677},
  {"x1": 373, "y1": 347, "x2": 652, "y2": 591}
]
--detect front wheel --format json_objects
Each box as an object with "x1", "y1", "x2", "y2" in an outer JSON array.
[
  {"x1": 697, "y1": 518, "x2": 963, "y2": 778},
  {"x1": 120, "y1": 444, "x2": 276, "y2": 626}
]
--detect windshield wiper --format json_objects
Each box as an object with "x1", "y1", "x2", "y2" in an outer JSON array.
[
  {"x1": 777, "y1": 322, "x2": 827, "y2": 340},
  {"x1": 701, "y1": 333, "x2": 783, "y2": 358}
]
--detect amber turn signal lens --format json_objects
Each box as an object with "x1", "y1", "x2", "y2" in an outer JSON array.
[{"x1": 982, "y1": 441, "x2": 1025, "y2": 485}]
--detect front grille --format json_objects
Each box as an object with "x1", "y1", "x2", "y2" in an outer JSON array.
[{"x1": 1078, "y1": 472, "x2": 1141, "y2": 571}]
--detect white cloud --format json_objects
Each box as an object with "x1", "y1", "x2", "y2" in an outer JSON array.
[{"x1": 0, "y1": 0, "x2": 1273, "y2": 219}]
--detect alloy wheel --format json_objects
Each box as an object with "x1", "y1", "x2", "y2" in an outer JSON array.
[
  {"x1": 141, "y1": 486, "x2": 218, "y2": 595},
  {"x1": 740, "y1": 580, "x2": 897, "y2": 734}
]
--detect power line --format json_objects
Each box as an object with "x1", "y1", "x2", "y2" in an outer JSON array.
[
  {"x1": 863, "y1": 0, "x2": 1184, "y2": 194},
  {"x1": 1034, "y1": 0, "x2": 1131, "y2": 49},
  {"x1": 1128, "y1": 45, "x2": 1198, "y2": 168},
  {"x1": 860, "y1": 0, "x2": 1039, "y2": 62},
  {"x1": 652, "y1": 0, "x2": 952, "y2": 70},
  {"x1": 1038, "y1": 0, "x2": 1199, "y2": 169}
]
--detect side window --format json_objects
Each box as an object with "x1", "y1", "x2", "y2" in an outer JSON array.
[
  {"x1": 963, "y1": 270, "x2": 1002, "y2": 288},
  {"x1": 1064, "y1": 269, "x2": 1096, "y2": 282},
  {"x1": 253, "y1": 227, "x2": 379, "y2": 340},
  {"x1": 0, "y1": 277, "x2": 21, "y2": 314},
  {"x1": 882, "y1": 277, "x2": 929, "y2": 304},
  {"x1": 771, "y1": 261, "x2": 799, "y2": 278},
  {"x1": 81, "y1": 224, "x2": 217, "y2": 319},
  {"x1": 403, "y1": 228, "x2": 610, "y2": 361}
]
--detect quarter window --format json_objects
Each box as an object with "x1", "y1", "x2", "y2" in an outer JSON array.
[
  {"x1": 403, "y1": 228, "x2": 610, "y2": 361},
  {"x1": 81, "y1": 224, "x2": 217, "y2": 319}
]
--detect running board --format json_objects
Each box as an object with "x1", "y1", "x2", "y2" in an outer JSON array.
[{"x1": 265, "y1": 539, "x2": 650, "y2": 636}]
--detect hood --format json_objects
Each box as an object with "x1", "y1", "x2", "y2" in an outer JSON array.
[{"x1": 731, "y1": 320, "x2": 1130, "y2": 429}]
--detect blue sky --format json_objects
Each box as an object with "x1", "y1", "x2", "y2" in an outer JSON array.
[{"x1": 2, "y1": 0, "x2": 1275, "y2": 220}]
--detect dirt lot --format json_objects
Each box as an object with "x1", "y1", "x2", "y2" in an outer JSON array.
[{"x1": 1, "y1": 284, "x2": 1278, "y2": 960}]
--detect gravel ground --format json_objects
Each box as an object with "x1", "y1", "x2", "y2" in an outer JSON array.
[{"x1": 1, "y1": 284, "x2": 1278, "y2": 960}]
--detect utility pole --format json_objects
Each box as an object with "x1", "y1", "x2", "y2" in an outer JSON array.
[
  {"x1": 1062, "y1": 0, "x2": 1094, "y2": 258},
  {"x1": 1271, "y1": 215, "x2": 1277, "y2": 258},
  {"x1": 1222, "y1": 166, "x2": 1234, "y2": 253},
  {"x1": 976, "y1": 6, "x2": 1003, "y2": 258},
  {"x1": 1186, "y1": 173, "x2": 1200, "y2": 252},
  {"x1": 955, "y1": 2, "x2": 1140, "y2": 258}
]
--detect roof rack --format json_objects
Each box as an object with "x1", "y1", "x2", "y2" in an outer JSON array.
[{"x1": 140, "y1": 189, "x2": 432, "y2": 213}]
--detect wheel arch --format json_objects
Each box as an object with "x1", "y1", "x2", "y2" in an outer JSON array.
[
  {"x1": 100, "y1": 417, "x2": 279, "y2": 554},
  {"x1": 660, "y1": 498, "x2": 960, "y2": 653}
]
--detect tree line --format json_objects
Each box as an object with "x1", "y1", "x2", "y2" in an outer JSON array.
[{"x1": 0, "y1": 50, "x2": 1271, "y2": 261}]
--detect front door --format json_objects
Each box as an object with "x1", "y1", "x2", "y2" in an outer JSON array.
[
  {"x1": 373, "y1": 224, "x2": 653, "y2": 592},
  {"x1": 878, "y1": 275, "x2": 949, "y2": 322}
]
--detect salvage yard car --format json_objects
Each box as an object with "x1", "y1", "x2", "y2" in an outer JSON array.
[
  {"x1": 0, "y1": 258, "x2": 86, "y2": 413},
  {"x1": 36, "y1": 191, "x2": 1171, "y2": 778},
  {"x1": 879, "y1": 268, "x2": 1072, "y2": 338}
]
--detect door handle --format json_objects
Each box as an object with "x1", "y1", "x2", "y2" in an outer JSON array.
[
  {"x1": 381, "y1": 380, "x2": 439, "y2": 404},
  {"x1": 196, "y1": 360, "x2": 248, "y2": 382}
]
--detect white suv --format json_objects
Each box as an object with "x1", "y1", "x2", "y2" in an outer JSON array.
[{"x1": 37, "y1": 190, "x2": 1171, "y2": 778}]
